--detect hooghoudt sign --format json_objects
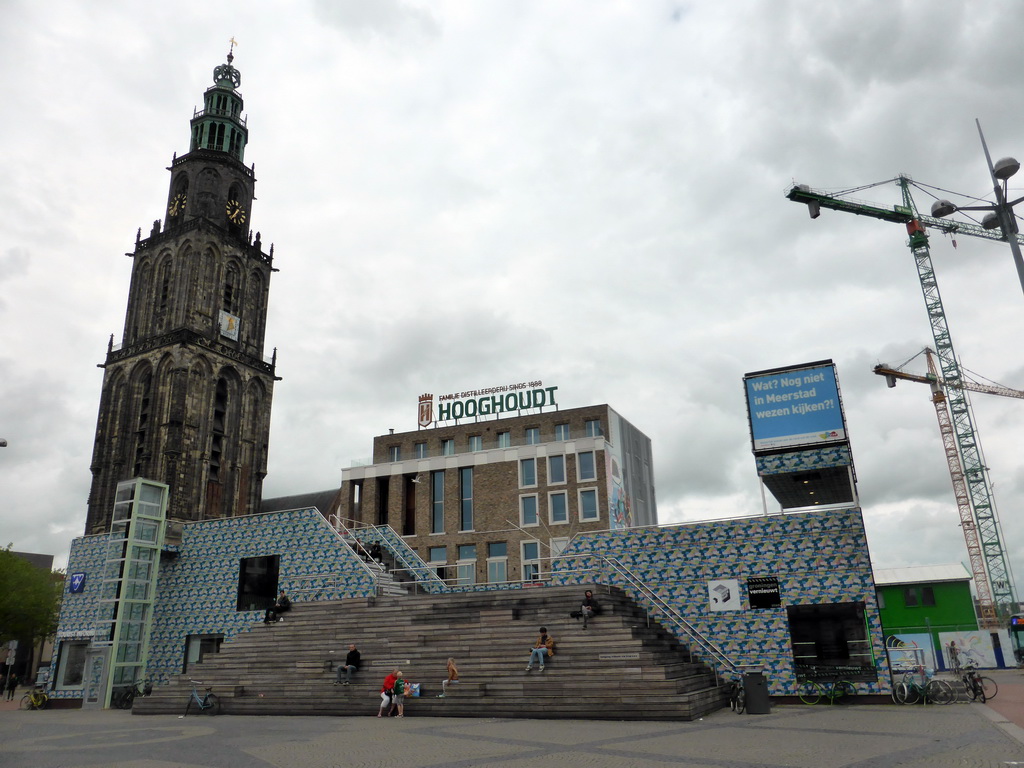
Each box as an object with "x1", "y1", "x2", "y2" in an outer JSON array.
[{"x1": 419, "y1": 382, "x2": 558, "y2": 427}]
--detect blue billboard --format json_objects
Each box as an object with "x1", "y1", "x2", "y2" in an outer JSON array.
[{"x1": 744, "y1": 361, "x2": 846, "y2": 452}]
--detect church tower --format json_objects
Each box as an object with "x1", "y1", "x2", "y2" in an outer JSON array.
[{"x1": 85, "y1": 49, "x2": 278, "y2": 534}]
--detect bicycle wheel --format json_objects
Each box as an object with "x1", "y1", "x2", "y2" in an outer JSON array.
[
  {"x1": 891, "y1": 682, "x2": 908, "y2": 705},
  {"x1": 798, "y1": 680, "x2": 823, "y2": 705},
  {"x1": 925, "y1": 679, "x2": 954, "y2": 705},
  {"x1": 829, "y1": 681, "x2": 855, "y2": 704},
  {"x1": 19, "y1": 693, "x2": 33, "y2": 710},
  {"x1": 203, "y1": 693, "x2": 220, "y2": 715},
  {"x1": 735, "y1": 687, "x2": 746, "y2": 714},
  {"x1": 979, "y1": 677, "x2": 998, "y2": 701},
  {"x1": 36, "y1": 693, "x2": 48, "y2": 710},
  {"x1": 972, "y1": 678, "x2": 986, "y2": 703},
  {"x1": 963, "y1": 676, "x2": 979, "y2": 701}
]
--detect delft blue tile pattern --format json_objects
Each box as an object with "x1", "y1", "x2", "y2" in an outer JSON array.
[
  {"x1": 53, "y1": 506, "x2": 884, "y2": 699},
  {"x1": 553, "y1": 507, "x2": 886, "y2": 696},
  {"x1": 146, "y1": 509, "x2": 375, "y2": 686},
  {"x1": 54, "y1": 509, "x2": 375, "y2": 699},
  {"x1": 756, "y1": 445, "x2": 852, "y2": 476},
  {"x1": 48, "y1": 535, "x2": 111, "y2": 700}
]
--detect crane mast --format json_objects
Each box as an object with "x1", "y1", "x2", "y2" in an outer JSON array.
[
  {"x1": 874, "y1": 352, "x2": 1004, "y2": 626},
  {"x1": 788, "y1": 178, "x2": 1017, "y2": 623}
]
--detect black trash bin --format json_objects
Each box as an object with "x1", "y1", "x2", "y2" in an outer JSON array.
[{"x1": 743, "y1": 671, "x2": 771, "y2": 714}]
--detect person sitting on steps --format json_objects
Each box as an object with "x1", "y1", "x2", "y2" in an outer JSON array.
[
  {"x1": 264, "y1": 589, "x2": 291, "y2": 623},
  {"x1": 334, "y1": 643, "x2": 361, "y2": 685},
  {"x1": 525, "y1": 627, "x2": 555, "y2": 672},
  {"x1": 580, "y1": 589, "x2": 601, "y2": 630}
]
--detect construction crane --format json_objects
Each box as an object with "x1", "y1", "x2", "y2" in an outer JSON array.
[
  {"x1": 874, "y1": 349, "x2": 1023, "y2": 627},
  {"x1": 787, "y1": 176, "x2": 1018, "y2": 624}
]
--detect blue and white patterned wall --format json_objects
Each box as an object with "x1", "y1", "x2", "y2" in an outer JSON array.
[
  {"x1": 554, "y1": 506, "x2": 884, "y2": 695},
  {"x1": 54, "y1": 509, "x2": 375, "y2": 698},
  {"x1": 54, "y1": 505, "x2": 881, "y2": 700}
]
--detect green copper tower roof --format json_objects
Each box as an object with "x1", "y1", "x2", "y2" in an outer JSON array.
[{"x1": 189, "y1": 47, "x2": 248, "y2": 162}]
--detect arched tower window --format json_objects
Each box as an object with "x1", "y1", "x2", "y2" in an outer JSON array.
[
  {"x1": 133, "y1": 370, "x2": 153, "y2": 477},
  {"x1": 223, "y1": 263, "x2": 239, "y2": 314},
  {"x1": 209, "y1": 377, "x2": 228, "y2": 482}
]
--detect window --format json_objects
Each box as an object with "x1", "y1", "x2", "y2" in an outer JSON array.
[
  {"x1": 54, "y1": 640, "x2": 89, "y2": 690},
  {"x1": 787, "y1": 602, "x2": 875, "y2": 681},
  {"x1": 237, "y1": 555, "x2": 279, "y2": 611},
  {"x1": 487, "y1": 541, "x2": 508, "y2": 583},
  {"x1": 585, "y1": 419, "x2": 602, "y2": 437},
  {"x1": 525, "y1": 427, "x2": 540, "y2": 445},
  {"x1": 579, "y1": 489, "x2": 599, "y2": 521},
  {"x1": 430, "y1": 470, "x2": 444, "y2": 533},
  {"x1": 922, "y1": 587, "x2": 936, "y2": 607},
  {"x1": 548, "y1": 455, "x2": 565, "y2": 484},
  {"x1": 549, "y1": 491, "x2": 568, "y2": 524},
  {"x1": 578, "y1": 451, "x2": 596, "y2": 481},
  {"x1": 414, "y1": 442, "x2": 428, "y2": 458},
  {"x1": 521, "y1": 495, "x2": 539, "y2": 526},
  {"x1": 460, "y1": 467, "x2": 474, "y2": 531},
  {"x1": 457, "y1": 544, "x2": 477, "y2": 586},
  {"x1": 184, "y1": 634, "x2": 224, "y2": 673},
  {"x1": 554, "y1": 423, "x2": 570, "y2": 441},
  {"x1": 522, "y1": 540, "x2": 541, "y2": 581},
  {"x1": 441, "y1": 439, "x2": 455, "y2": 456},
  {"x1": 875, "y1": 590, "x2": 886, "y2": 610},
  {"x1": 429, "y1": 546, "x2": 447, "y2": 581},
  {"x1": 520, "y1": 458, "x2": 537, "y2": 487},
  {"x1": 469, "y1": 435, "x2": 483, "y2": 452},
  {"x1": 550, "y1": 537, "x2": 569, "y2": 556},
  {"x1": 904, "y1": 588, "x2": 919, "y2": 608},
  {"x1": 497, "y1": 431, "x2": 511, "y2": 448},
  {"x1": 388, "y1": 445, "x2": 401, "y2": 462}
]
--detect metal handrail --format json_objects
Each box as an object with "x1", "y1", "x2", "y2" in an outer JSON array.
[{"x1": 552, "y1": 551, "x2": 741, "y2": 681}]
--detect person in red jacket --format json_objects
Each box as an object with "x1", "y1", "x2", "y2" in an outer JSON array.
[{"x1": 378, "y1": 669, "x2": 398, "y2": 717}]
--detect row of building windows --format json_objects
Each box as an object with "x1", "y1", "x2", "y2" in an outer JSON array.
[
  {"x1": 520, "y1": 488, "x2": 599, "y2": 526},
  {"x1": 875, "y1": 587, "x2": 937, "y2": 610},
  {"x1": 387, "y1": 419, "x2": 603, "y2": 461},
  {"x1": 519, "y1": 452, "x2": 596, "y2": 486},
  {"x1": 424, "y1": 537, "x2": 568, "y2": 585},
  {"x1": 424, "y1": 465, "x2": 600, "y2": 534}
]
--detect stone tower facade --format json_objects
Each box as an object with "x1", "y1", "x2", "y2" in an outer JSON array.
[{"x1": 85, "y1": 51, "x2": 278, "y2": 534}]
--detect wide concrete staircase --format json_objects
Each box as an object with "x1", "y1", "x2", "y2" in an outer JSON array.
[{"x1": 134, "y1": 584, "x2": 730, "y2": 720}]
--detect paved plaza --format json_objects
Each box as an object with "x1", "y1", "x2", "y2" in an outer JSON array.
[{"x1": 2, "y1": 692, "x2": 1023, "y2": 768}]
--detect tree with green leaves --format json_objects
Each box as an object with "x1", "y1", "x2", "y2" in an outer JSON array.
[{"x1": 0, "y1": 547, "x2": 63, "y2": 646}]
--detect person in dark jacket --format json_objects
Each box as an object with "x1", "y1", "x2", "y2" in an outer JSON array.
[
  {"x1": 580, "y1": 590, "x2": 601, "y2": 629},
  {"x1": 264, "y1": 590, "x2": 291, "y2": 623},
  {"x1": 334, "y1": 643, "x2": 361, "y2": 684}
]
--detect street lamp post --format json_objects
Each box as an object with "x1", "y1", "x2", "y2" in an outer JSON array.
[{"x1": 931, "y1": 119, "x2": 1024, "y2": 298}]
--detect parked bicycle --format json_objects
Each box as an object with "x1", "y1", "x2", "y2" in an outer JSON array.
[
  {"x1": 112, "y1": 679, "x2": 153, "y2": 710},
  {"x1": 184, "y1": 679, "x2": 220, "y2": 716},
  {"x1": 891, "y1": 670, "x2": 954, "y2": 705},
  {"x1": 728, "y1": 677, "x2": 745, "y2": 714},
  {"x1": 19, "y1": 686, "x2": 49, "y2": 711},
  {"x1": 799, "y1": 677, "x2": 854, "y2": 705},
  {"x1": 960, "y1": 664, "x2": 998, "y2": 703}
]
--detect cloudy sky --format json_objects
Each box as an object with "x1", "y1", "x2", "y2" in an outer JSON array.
[{"x1": 3, "y1": 1, "x2": 1024, "y2": 585}]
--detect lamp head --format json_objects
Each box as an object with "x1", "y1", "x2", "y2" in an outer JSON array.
[{"x1": 994, "y1": 156, "x2": 1020, "y2": 181}]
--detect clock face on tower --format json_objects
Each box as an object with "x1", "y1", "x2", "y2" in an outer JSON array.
[
  {"x1": 168, "y1": 192, "x2": 187, "y2": 217},
  {"x1": 226, "y1": 199, "x2": 246, "y2": 225}
]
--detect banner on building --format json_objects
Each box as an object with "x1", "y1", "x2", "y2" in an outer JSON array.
[{"x1": 743, "y1": 360, "x2": 846, "y2": 453}]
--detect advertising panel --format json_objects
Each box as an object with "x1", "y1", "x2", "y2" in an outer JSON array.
[{"x1": 744, "y1": 360, "x2": 846, "y2": 452}]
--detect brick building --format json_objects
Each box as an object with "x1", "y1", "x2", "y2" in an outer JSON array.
[{"x1": 338, "y1": 404, "x2": 656, "y2": 585}]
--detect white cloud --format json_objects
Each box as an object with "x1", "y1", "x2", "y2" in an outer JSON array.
[{"x1": 2, "y1": 1, "x2": 1024, "y2": 588}]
